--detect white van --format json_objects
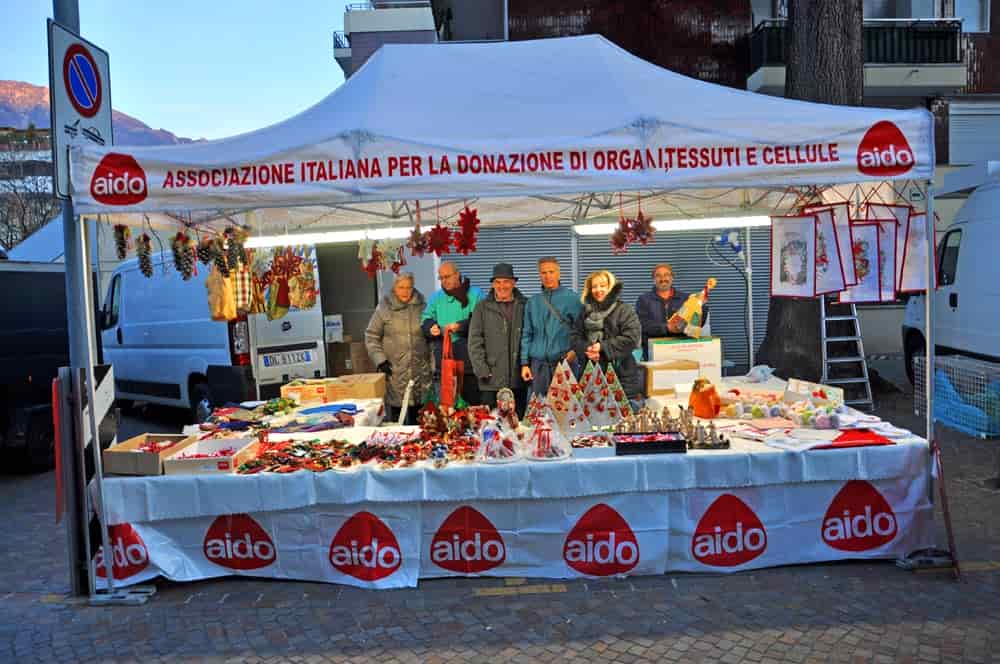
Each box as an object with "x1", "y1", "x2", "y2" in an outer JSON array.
[
  {"x1": 902, "y1": 178, "x2": 1000, "y2": 382},
  {"x1": 100, "y1": 249, "x2": 327, "y2": 414}
]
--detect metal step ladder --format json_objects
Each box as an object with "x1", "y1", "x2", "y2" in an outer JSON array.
[{"x1": 820, "y1": 298, "x2": 873, "y2": 410}]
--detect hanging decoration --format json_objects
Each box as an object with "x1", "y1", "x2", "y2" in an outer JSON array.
[
  {"x1": 407, "y1": 223, "x2": 430, "y2": 257},
  {"x1": 211, "y1": 237, "x2": 230, "y2": 277},
  {"x1": 113, "y1": 224, "x2": 131, "y2": 260},
  {"x1": 196, "y1": 235, "x2": 214, "y2": 265},
  {"x1": 452, "y1": 205, "x2": 480, "y2": 255},
  {"x1": 428, "y1": 223, "x2": 453, "y2": 256},
  {"x1": 608, "y1": 194, "x2": 655, "y2": 254},
  {"x1": 358, "y1": 239, "x2": 383, "y2": 278},
  {"x1": 171, "y1": 231, "x2": 197, "y2": 280},
  {"x1": 136, "y1": 234, "x2": 153, "y2": 278},
  {"x1": 380, "y1": 238, "x2": 407, "y2": 274}
]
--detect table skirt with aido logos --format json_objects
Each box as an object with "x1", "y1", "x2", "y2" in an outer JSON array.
[{"x1": 94, "y1": 437, "x2": 934, "y2": 589}]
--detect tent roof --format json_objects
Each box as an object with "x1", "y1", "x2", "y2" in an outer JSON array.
[{"x1": 71, "y1": 34, "x2": 934, "y2": 219}]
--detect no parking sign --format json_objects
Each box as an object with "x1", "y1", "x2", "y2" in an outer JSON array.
[{"x1": 48, "y1": 20, "x2": 113, "y2": 199}]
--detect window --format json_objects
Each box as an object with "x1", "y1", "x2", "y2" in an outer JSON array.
[
  {"x1": 937, "y1": 230, "x2": 962, "y2": 286},
  {"x1": 956, "y1": 0, "x2": 989, "y2": 32},
  {"x1": 103, "y1": 274, "x2": 121, "y2": 329}
]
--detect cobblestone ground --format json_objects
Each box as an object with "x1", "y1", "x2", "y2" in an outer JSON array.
[{"x1": 2, "y1": 388, "x2": 998, "y2": 663}]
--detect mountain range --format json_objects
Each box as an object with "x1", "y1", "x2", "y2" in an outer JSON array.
[{"x1": 0, "y1": 80, "x2": 195, "y2": 146}]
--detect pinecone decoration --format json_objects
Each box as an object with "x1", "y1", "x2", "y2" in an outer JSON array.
[
  {"x1": 197, "y1": 236, "x2": 214, "y2": 265},
  {"x1": 224, "y1": 227, "x2": 241, "y2": 271},
  {"x1": 212, "y1": 237, "x2": 230, "y2": 277},
  {"x1": 171, "y1": 231, "x2": 196, "y2": 280},
  {"x1": 234, "y1": 226, "x2": 250, "y2": 266},
  {"x1": 113, "y1": 224, "x2": 130, "y2": 260},
  {"x1": 136, "y1": 234, "x2": 153, "y2": 278}
]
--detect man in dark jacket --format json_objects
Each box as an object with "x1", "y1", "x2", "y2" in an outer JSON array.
[
  {"x1": 635, "y1": 263, "x2": 709, "y2": 360},
  {"x1": 469, "y1": 263, "x2": 528, "y2": 413}
]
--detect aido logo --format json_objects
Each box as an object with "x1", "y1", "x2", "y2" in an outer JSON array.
[
  {"x1": 430, "y1": 506, "x2": 506, "y2": 574},
  {"x1": 94, "y1": 523, "x2": 149, "y2": 580},
  {"x1": 90, "y1": 153, "x2": 148, "y2": 205},
  {"x1": 563, "y1": 504, "x2": 639, "y2": 576},
  {"x1": 857, "y1": 121, "x2": 915, "y2": 176},
  {"x1": 203, "y1": 514, "x2": 277, "y2": 570},
  {"x1": 692, "y1": 494, "x2": 767, "y2": 567},
  {"x1": 822, "y1": 480, "x2": 898, "y2": 552},
  {"x1": 329, "y1": 511, "x2": 402, "y2": 582}
]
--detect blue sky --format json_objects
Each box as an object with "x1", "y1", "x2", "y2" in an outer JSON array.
[{"x1": 5, "y1": 1, "x2": 349, "y2": 140}]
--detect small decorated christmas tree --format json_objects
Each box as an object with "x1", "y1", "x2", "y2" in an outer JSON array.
[
  {"x1": 545, "y1": 360, "x2": 588, "y2": 434},
  {"x1": 580, "y1": 363, "x2": 616, "y2": 428},
  {"x1": 604, "y1": 365, "x2": 633, "y2": 420},
  {"x1": 579, "y1": 360, "x2": 597, "y2": 397}
]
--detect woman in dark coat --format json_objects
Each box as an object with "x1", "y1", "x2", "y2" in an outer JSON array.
[{"x1": 570, "y1": 270, "x2": 643, "y2": 404}]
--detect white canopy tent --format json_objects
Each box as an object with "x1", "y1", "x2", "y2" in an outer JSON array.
[{"x1": 62, "y1": 35, "x2": 947, "y2": 594}]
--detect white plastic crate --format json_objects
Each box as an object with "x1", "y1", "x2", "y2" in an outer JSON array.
[{"x1": 914, "y1": 355, "x2": 1000, "y2": 438}]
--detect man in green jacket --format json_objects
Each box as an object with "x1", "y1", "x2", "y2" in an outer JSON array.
[
  {"x1": 422, "y1": 261, "x2": 485, "y2": 406},
  {"x1": 520, "y1": 257, "x2": 583, "y2": 396}
]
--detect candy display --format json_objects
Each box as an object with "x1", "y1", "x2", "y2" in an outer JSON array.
[
  {"x1": 176, "y1": 446, "x2": 237, "y2": 459},
  {"x1": 477, "y1": 420, "x2": 520, "y2": 464},
  {"x1": 688, "y1": 377, "x2": 722, "y2": 419},
  {"x1": 136, "y1": 438, "x2": 185, "y2": 454}
]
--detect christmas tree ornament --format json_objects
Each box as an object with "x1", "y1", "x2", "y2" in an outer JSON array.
[
  {"x1": 452, "y1": 205, "x2": 480, "y2": 255},
  {"x1": 136, "y1": 234, "x2": 153, "y2": 278},
  {"x1": 171, "y1": 231, "x2": 196, "y2": 280},
  {"x1": 631, "y1": 209, "x2": 655, "y2": 245},
  {"x1": 610, "y1": 218, "x2": 630, "y2": 255},
  {"x1": 113, "y1": 224, "x2": 131, "y2": 260}
]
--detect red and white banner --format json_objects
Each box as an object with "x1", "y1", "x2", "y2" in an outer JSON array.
[
  {"x1": 68, "y1": 37, "x2": 933, "y2": 216},
  {"x1": 98, "y1": 476, "x2": 932, "y2": 589}
]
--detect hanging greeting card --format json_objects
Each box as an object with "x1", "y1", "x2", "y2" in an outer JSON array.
[
  {"x1": 864, "y1": 203, "x2": 911, "y2": 294},
  {"x1": 803, "y1": 201, "x2": 856, "y2": 285},
  {"x1": 770, "y1": 214, "x2": 817, "y2": 298},
  {"x1": 898, "y1": 212, "x2": 933, "y2": 292},
  {"x1": 811, "y1": 208, "x2": 846, "y2": 296},
  {"x1": 838, "y1": 223, "x2": 881, "y2": 304},
  {"x1": 874, "y1": 219, "x2": 898, "y2": 302}
]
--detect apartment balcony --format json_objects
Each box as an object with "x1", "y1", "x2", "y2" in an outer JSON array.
[
  {"x1": 748, "y1": 19, "x2": 967, "y2": 98},
  {"x1": 332, "y1": 30, "x2": 351, "y2": 73}
]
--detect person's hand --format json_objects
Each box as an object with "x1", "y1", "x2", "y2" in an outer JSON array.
[
  {"x1": 668, "y1": 317, "x2": 684, "y2": 334},
  {"x1": 377, "y1": 361, "x2": 393, "y2": 376},
  {"x1": 585, "y1": 343, "x2": 601, "y2": 362},
  {"x1": 521, "y1": 366, "x2": 533, "y2": 382},
  {"x1": 444, "y1": 322, "x2": 461, "y2": 334},
  {"x1": 429, "y1": 324, "x2": 442, "y2": 336},
  {"x1": 564, "y1": 350, "x2": 577, "y2": 364}
]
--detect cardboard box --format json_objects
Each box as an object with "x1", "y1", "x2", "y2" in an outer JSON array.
[
  {"x1": 644, "y1": 360, "x2": 700, "y2": 397},
  {"x1": 647, "y1": 337, "x2": 723, "y2": 385},
  {"x1": 163, "y1": 438, "x2": 258, "y2": 475},
  {"x1": 324, "y1": 373, "x2": 386, "y2": 401},
  {"x1": 280, "y1": 379, "x2": 331, "y2": 405},
  {"x1": 327, "y1": 338, "x2": 376, "y2": 377},
  {"x1": 103, "y1": 434, "x2": 198, "y2": 476}
]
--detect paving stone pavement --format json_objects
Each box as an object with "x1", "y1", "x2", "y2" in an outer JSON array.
[{"x1": 2, "y1": 389, "x2": 999, "y2": 663}]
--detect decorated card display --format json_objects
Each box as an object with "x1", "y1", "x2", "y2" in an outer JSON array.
[
  {"x1": 874, "y1": 219, "x2": 897, "y2": 302},
  {"x1": 838, "y1": 223, "x2": 881, "y2": 304},
  {"x1": 604, "y1": 365, "x2": 633, "y2": 420},
  {"x1": 811, "y1": 209, "x2": 846, "y2": 295},
  {"x1": 578, "y1": 360, "x2": 596, "y2": 396},
  {"x1": 898, "y1": 212, "x2": 932, "y2": 292},
  {"x1": 804, "y1": 202, "x2": 856, "y2": 285},
  {"x1": 545, "y1": 360, "x2": 587, "y2": 433},
  {"x1": 580, "y1": 363, "x2": 616, "y2": 428},
  {"x1": 865, "y1": 203, "x2": 910, "y2": 291},
  {"x1": 770, "y1": 214, "x2": 817, "y2": 298}
]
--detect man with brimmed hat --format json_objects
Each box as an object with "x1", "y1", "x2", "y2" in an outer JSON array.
[{"x1": 469, "y1": 262, "x2": 528, "y2": 413}]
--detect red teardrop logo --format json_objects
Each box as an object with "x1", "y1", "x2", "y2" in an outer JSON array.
[
  {"x1": 563, "y1": 504, "x2": 640, "y2": 576},
  {"x1": 822, "y1": 480, "x2": 898, "y2": 552},
  {"x1": 430, "y1": 506, "x2": 506, "y2": 574},
  {"x1": 94, "y1": 523, "x2": 149, "y2": 580},
  {"x1": 691, "y1": 494, "x2": 767, "y2": 567},
  {"x1": 329, "y1": 511, "x2": 402, "y2": 581},
  {"x1": 90, "y1": 152, "x2": 148, "y2": 205},
  {"x1": 202, "y1": 514, "x2": 276, "y2": 570},
  {"x1": 856, "y1": 121, "x2": 915, "y2": 177}
]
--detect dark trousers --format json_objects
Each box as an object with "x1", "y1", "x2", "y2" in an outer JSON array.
[
  {"x1": 461, "y1": 374, "x2": 481, "y2": 408},
  {"x1": 481, "y1": 387, "x2": 528, "y2": 418},
  {"x1": 388, "y1": 405, "x2": 417, "y2": 426}
]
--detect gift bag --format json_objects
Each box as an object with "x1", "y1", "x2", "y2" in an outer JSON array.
[
  {"x1": 439, "y1": 333, "x2": 464, "y2": 410},
  {"x1": 206, "y1": 264, "x2": 237, "y2": 322}
]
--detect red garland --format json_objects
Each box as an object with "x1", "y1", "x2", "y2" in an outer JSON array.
[{"x1": 428, "y1": 223, "x2": 452, "y2": 256}]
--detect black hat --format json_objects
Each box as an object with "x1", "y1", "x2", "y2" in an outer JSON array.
[{"x1": 491, "y1": 262, "x2": 517, "y2": 281}]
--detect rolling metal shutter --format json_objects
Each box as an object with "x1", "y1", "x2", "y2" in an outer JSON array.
[
  {"x1": 949, "y1": 102, "x2": 1000, "y2": 166},
  {"x1": 450, "y1": 225, "x2": 575, "y2": 298}
]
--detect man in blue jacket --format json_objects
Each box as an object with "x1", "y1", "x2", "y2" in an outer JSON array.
[
  {"x1": 520, "y1": 257, "x2": 583, "y2": 396},
  {"x1": 635, "y1": 263, "x2": 709, "y2": 360}
]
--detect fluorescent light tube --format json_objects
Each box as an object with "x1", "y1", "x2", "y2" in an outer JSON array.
[
  {"x1": 572, "y1": 216, "x2": 772, "y2": 235},
  {"x1": 245, "y1": 226, "x2": 411, "y2": 248}
]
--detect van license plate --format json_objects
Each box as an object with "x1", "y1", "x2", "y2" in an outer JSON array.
[{"x1": 262, "y1": 350, "x2": 312, "y2": 368}]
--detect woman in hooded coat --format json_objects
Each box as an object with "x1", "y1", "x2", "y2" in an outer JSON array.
[
  {"x1": 365, "y1": 273, "x2": 433, "y2": 424},
  {"x1": 570, "y1": 270, "x2": 643, "y2": 404}
]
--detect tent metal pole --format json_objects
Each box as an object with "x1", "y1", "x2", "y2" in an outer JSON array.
[
  {"x1": 745, "y1": 226, "x2": 755, "y2": 369},
  {"x1": 924, "y1": 181, "x2": 935, "y2": 446}
]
